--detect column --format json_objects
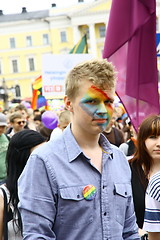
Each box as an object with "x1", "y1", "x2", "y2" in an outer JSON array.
[
  {"x1": 88, "y1": 23, "x2": 97, "y2": 56},
  {"x1": 73, "y1": 25, "x2": 81, "y2": 44}
]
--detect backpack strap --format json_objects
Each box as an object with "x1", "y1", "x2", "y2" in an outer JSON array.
[{"x1": 0, "y1": 187, "x2": 8, "y2": 240}]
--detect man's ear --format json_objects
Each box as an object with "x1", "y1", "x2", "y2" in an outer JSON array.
[{"x1": 64, "y1": 96, "x2": 73, "y2": 112}]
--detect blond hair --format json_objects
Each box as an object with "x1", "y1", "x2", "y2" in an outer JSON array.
[
  {"x1": 65, "y1": 58, "x2": 116, "y2": 99},
  {"x1": 59, "y1": 110, "x2": 71, "y2": 125},
  {"x1": 9, "y1": 112, "x2": 23, "y2": 123}
]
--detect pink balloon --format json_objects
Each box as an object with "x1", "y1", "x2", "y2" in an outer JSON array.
[{"x1": 41, "y1": 111, "x2": 58, "y2": 130}]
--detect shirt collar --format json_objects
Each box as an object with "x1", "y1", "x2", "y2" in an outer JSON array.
[
  {"x1": 99, "y1": 133, "x2": 113, "y2": 159},
  {"x1": 63, "y1": 124, "x2": 83, "y2": 163},
  {"x1": 63, "y1": 124, "x2": 113, "y2": 163}
]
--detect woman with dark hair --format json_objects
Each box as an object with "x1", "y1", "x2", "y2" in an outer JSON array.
[
  {"x1": 0, "y1": 129, "x2": 45, "y2": 240},
  {"x1": 129, "y1": 115, "x2": 160, "y2": 239}
]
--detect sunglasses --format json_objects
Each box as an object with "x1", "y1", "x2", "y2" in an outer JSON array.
[{"x1": 16, "y1": 120, "x2": 26, "y2": 125}]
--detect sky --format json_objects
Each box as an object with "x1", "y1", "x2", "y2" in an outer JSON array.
[{"x1": 0, "y1": 0, "x2": 94, "y2": 14}]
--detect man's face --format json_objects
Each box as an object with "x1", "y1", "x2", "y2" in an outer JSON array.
[
  {"x1": 66, "y1": 81, "x2": 115, "y2": 135},
  {"x1": 11, "y1": 118, "x2": 26, "y2": 133},
  {"x1": 0, "y1": 126, "x2": 6, "y2": 136}
]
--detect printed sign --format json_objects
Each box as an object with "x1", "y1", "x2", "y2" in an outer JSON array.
[{"x1": 42, "y1": 54, "x2": 93, "y2": 98}]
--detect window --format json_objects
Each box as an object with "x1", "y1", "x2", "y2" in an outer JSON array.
[
  {"x1": 99, "y1": 26, "x2": 106, "y2": 38},
  {"x1": 15, "y1": 85, "x2": 21, "y2": 97},
  {"x1": 43, "y1": 34, "x2": 49, "y2": 45},
  {"x1": 26, "y1": 36, "x2": 32, "y2": 47},
  {"x1": 10, "y1": 38, "x2": 16, "y2": 48},
  {"x1": 12, "y1": 59, "x2": 18, "y2": 73},
  {"x1": 60, "y1": 31, "x2": 67, "y2": 42},
  {"x1": 28, "y1": 58, "x2": 35, "y2": 71}
]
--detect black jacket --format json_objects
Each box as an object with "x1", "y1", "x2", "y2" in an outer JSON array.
[{"x1": 129, "y1": 161, "x2": 148, "y2": 229}]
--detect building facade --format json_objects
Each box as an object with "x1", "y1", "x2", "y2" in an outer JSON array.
[
  {"x1": 0, "y1": 0, "x2": 159, "y2": 102},
  {"x1": 0, "y1": 0, "x2": 111, "y2": 100}
]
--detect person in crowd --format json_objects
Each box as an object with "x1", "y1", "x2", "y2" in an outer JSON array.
[
  {"x1": 38, "y1": 123, "x2": 53, "y2": 141},
  {"x1": 0, "y1": 113, "x2": 9, "y2": 185},
  {"x1": 129, "y1": 115, "x2": 160, "y2": 239},
  {"x1": 33, "y1": 109, "x2": 41, "y2": 117},
  {"x1": 33, "y1": 114, "x2": 42, "y2": 131},
  {"x1": 119, "y1": 122, "x2": 137, "y2": 159},
  {"x1": 27, "y1": 108, "x2": 37, "y2": 131},
  {"x1": 14, "y1": 104, "x2": 29, "y2": 129},
  {"x1": 115, "y1": 104, "x2": 128, "y2": 130},
  {"x1": 7, "y1": 112, "x2": 26, "y2": 138},
  {"x1": 18, "y1": 59, "x2": 140, "y2": 239},
  {"x1": 0, "y1": 129, "x2": 46, "y2": 240},
  {"x1": 50, "y1": 109, "x2": 71, "y2": 140},
  {"x1": 102, "y1": 113, "x2": 124, "y2": 147}
]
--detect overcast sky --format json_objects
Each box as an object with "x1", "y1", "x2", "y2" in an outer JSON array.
[{"x1": 0, "y1": 0, "x2": 94, "y2": 14}]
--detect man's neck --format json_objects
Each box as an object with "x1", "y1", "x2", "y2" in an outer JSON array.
[
  {"x1": 71, "y1": 125, "x2": 100, "y2": 150},
  {"x1": 71, "y1": 125, "x2": 102, "y2": 173}
]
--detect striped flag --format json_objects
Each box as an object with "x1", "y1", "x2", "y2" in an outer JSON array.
[
  {"x1": 69, "y1": 34, "x2": 88, "y2": 53},
  {"x1": 31, "y1": 75, "x2": 49, "y2": 110}
]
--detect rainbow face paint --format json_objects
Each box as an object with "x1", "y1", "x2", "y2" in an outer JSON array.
[{"x1": 79, "y1": 85, "x2": 114, "y2": 131}]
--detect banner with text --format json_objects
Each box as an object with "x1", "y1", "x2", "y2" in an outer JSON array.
[{"x1": 42, "y1": 54, "x2": 93, "y2": 98}]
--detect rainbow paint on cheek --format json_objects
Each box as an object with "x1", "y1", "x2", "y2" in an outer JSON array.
[{"x1": 79, "y1": 85, "x2": 114, "y2": 131}]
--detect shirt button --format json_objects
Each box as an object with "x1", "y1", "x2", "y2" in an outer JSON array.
[
  {"x1": 104, "y1": 212, "x2": 107, "y2": 216},
  {"x1": 103, "y1": 185, "x2": 105, "y2": 189},
  {"x1": 77, "y1": 194, "x2": 80, "y2": 198}
]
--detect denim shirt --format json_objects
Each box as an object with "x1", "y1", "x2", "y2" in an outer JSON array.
[{"x1": 18, "y1": 125, "x2": 140, "y2": 240}]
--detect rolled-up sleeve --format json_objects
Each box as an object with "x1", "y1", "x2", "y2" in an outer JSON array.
[{"x1": 18, "y1": 154, "x2": 57, "y2": 240}]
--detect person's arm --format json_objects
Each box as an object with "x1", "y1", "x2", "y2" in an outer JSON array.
[
  {"x1": 0, "y1": 194, "x2": 4, "y2": 240},
  {"x1": 18, "y1": 153, "x2": 57, "y2": 240}
]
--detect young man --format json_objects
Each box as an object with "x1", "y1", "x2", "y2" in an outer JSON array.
[
  {"x1": 14, "y1": 104, "x2": 29, "y2": 129},
  {"x1": 18, "y1": 59, "x2": 140, "y2": 239},
  {"x1": 7, "y1": 112, "x2": 26, "y2": 138}
]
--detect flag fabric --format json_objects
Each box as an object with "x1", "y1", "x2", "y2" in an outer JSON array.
[
  {"x1": 103, "y1": 0, "x2": 160, "y2": 131},
  {"x1": 69, "y1": 34, "x2": 88, "y2": 53},
  {"x1": 31, "y1": 75, "x2": 49, "y2": 110}
]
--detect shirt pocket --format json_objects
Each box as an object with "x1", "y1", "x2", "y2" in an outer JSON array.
[
  {"x1": 59, "y1": 186, "x2": 94, "y2": 227},
  {"x1": 114, "y1": 183, "x2": 132, "y2": 226}
]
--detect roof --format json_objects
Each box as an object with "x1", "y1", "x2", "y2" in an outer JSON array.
[
  {"x1": 0, "y1": 0, "x2": 111, "y2": 23},
  {"x1": 0, "y1": 9, "x2": 49, "y2": 22}
]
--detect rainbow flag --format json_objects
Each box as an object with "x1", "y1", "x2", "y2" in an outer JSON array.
[{"x1": 31, "y1": 75, "x2": 49, "y2": 110}]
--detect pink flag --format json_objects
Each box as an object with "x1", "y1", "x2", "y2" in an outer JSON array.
[{"x1": 103, "y1": 0, "x2": 160, "y2": 131}]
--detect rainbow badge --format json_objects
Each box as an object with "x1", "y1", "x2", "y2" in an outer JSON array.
[{"x1": 82, "y1": 184, "x2": 97, "y2": 201}]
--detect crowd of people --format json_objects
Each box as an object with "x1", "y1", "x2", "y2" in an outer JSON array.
[{"x1": 0, "y1": 58, "x2": 159, "y2": 240}]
